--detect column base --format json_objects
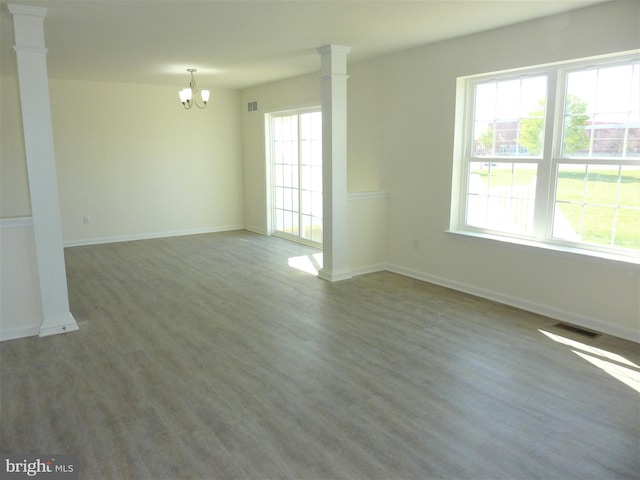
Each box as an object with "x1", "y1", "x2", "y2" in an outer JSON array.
[
  {"x1": 39, "y1": 312, "x2": 79, "y2": 337},
  {"x1": 318, "y1": 268, "x2": 353, "y2": 282}
]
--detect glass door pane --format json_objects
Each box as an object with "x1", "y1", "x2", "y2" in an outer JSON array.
[
  {"x1": 299, "y1": 111, "x2": 322, "y2": 243},
  {"x1": 270, "y1": 109, "x2": 322, "y2": 246}
]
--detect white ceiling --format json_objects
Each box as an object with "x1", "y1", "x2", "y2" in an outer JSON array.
[{"x1": 1, "y1": 0, "x2": 612, "y2": 90}]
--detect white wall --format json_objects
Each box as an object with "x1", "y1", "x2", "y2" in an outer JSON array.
[
  {"x1": 50, "y1": 79, "x2": 244, "y2": 245},
  {"x1": 0, "y1": 75, "x2": 30, "y2": 218},
  {"x1": 354, "y1": 0, "x2": 639, "y2": 340},
  {"x1": 241, "y1": 1, "x2": 639, "y2": 341}
]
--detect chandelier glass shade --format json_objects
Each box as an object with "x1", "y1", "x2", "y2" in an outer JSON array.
[{"x1": 179, "y1": 69, "x2": 210, "y2": 109}]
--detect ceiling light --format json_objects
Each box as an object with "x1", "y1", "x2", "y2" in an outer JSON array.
[{"x1": 178, "y1": 69, "x2": 210, "y2": 109}]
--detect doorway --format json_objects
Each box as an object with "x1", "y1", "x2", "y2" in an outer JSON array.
[{"x1": 267, "y1": 108, "x2": 322, "y2": 246}]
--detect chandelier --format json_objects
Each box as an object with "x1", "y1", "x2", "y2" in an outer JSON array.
[{"x1": 178, "y1": 69, "x2": 210, "y2": 109}]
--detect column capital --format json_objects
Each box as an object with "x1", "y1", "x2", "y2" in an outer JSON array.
[
  {"x1": 8, "y1": 4, "x2": 47, "y2": 17},
  {"x1": 317, "y1": 44, "x2": 351, "y2": 77},
  {"x1": 8, "y1": 3, "x2": 47, "y2": 49},
  {"x1": 317, "y1": 45, "x2": 352, "y2": 56}
]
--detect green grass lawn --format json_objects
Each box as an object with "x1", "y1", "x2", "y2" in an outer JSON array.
[
  {"x1": 470, "y1": 163, "x2": 640, "y2": 250},
  {"x1": 556, "y1": 167, "x2": 640, "y2": 250}
]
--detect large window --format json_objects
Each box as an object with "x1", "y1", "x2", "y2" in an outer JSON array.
[
  {"x1": 455, "y1": 52, "x2": 640, "y2": 258},
  {"x1": 268, "y1": 108, "x2": 323, "y2": 246}
]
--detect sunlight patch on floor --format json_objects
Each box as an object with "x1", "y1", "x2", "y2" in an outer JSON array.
[
  {"x1": 573, "y1": 350, "x2": 640, "y2": 393},
  {"x1": 539, "y1": 329, "x2": 639, "y2": 368},
  {"x1": 539, "y1": 329, "x2": 640, "y2": 394},
  {"x1": 288, "y1": 253, "x2": 323, "y2": 275}
]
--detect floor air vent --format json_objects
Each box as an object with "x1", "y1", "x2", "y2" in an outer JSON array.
[{"x1": 554, "y1": 323, "x2": 601, "y2": 338}]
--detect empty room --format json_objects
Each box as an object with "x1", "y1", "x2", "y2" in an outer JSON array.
[{"x1": 1, "y1": 1, "x2": 639, "y2": 478}]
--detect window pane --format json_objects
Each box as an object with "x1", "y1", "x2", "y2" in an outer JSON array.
[
  {"x1": 627, "y1": 119, "x2": 640, "y2": 158},
  {"x1": 301, "y1": 139, "x2": 311, "y2": 166},
  {"x1": 285, "y1": 116, "x2": 297, "y2": 141},
  {"x1": 563, "y1": 62, "x2": 640, "y2": 158},
  {"x1": 274, "y1": 164, "x2": 284, "y2": 187},
  {"x1": 620, "y1": 166, "x2": 640, "y2": 208},
  {"x1": 282, "y1": 164, "x2": 292, "y2": 187},
  {"x1": 301, "y1": 165, "x2": 312, "y2": 191},
  {"x1": 300, "y1": 113, "x2": 311, "y2": 141},
  {"x1": 274, "y1": 117, "x2": 283, "y2": 139},
  {"x1": 581, "y1": 205, "x2": 615, "y2": 245},
  {"x1": 281, "y1": 140, "x2": 293, "y2": 165},
  {"x1": 615, "y1": 207, "x2": 640, "y2": 250},
  {"x1": 302, "y1": 214, "x2": 312, "y2": 240},
  {"x1": 311, "y1": 166, "x2": 322, "y2": 192},
  {"x1": 300, "y1": 189, "x2": 311, "y2": 216},
  {"x1": 311, "y1": 216, "x2": 323, "y2": 243},
  {"x1": 274, "y1": 141, "x2": 283, "y2": 164},
  {"x1": 282, "y1": 210, "x2": 299, "y2": 236},
  {"x1": 617, "y1": 165, "x2": 640, "y2": 250},
  {"x1": 284, "y1": 210, "x2": 292, "y2": 233},
  {"x1": 311, "y1": 140, "x2": 322, "y2": 166},
  {"x1": 472, "y1": 76, "x2": 546, "y2": 157},
  {"x1": 275, "y1": 187, "x2": 283, "y2": 209},
  {"x1": 585, "y1": 165, "x2": 619, "y2": 205},
  {"x1": 552, "y1": 202, "x2": 582, "y2": 242},
  {"x1": 283, "y1": 187, "x2": 293, "y2": 210},
  {"x1": 466, "y1": 162, "x2": 537, "y2": 234},
  {"x1": 312, "y1": 192, "x2": 323, "y2": 217},
  {"x1": 475, "y1": 83, "x2": 497, "y2": 121},
  {"x1": 555, "y1": 165, "x2": 585, "y2": 203},
  {"x1": 553, "y1": 164, "x2": 640, "y2": 250}
]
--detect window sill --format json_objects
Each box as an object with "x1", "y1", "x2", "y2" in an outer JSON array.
[{"x1": 445, "y1": 229, "x2": 640, "y2": 267}]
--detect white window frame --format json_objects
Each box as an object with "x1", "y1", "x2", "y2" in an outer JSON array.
[{"x1": 451, "y1": 51, "x2": 640, "y2": 262}]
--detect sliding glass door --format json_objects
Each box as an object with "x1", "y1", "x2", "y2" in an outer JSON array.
[{"x1": 269, "y1": 108, "x2": 322, "y2": 246}]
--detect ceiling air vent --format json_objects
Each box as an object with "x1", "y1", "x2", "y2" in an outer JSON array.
[{"x1": 553, "y1": 322, "x2": 601, "y2": 338}]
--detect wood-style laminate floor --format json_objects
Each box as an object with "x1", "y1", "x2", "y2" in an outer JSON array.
[{"x1": 1, "y1": 230, "x2": 639, "y2": 479}]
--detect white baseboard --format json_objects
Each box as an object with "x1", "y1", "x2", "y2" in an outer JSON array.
[
  {"x1": 385, "y1": 264, "x2": 640, "y2": 343},
  {"x1": 2, "y1": 313, "x2": 80, "y2": 341},
  {"x1": 244, "y1": 225, "x2": 268, "y2": 235},
  {"x1": 349, "y1": 263, "x2": 386, "y2": 277},
  {"x1": 64, "y1": 225, "x2": 244, "y2": 247},
  {"x1": 0, "y1": 324, "x2": 40, "y2": 342},
  {"x1": 318, "y1": 268, "x2": 353, "y2": 282}
]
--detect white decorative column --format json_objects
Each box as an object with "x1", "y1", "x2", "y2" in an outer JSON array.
[
  {"x1": 8, "y1": 4, "x2": 78, "y2": 337},
  {"x1": 317, "y1": 45, "x2": 352, "y2": 282}
]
